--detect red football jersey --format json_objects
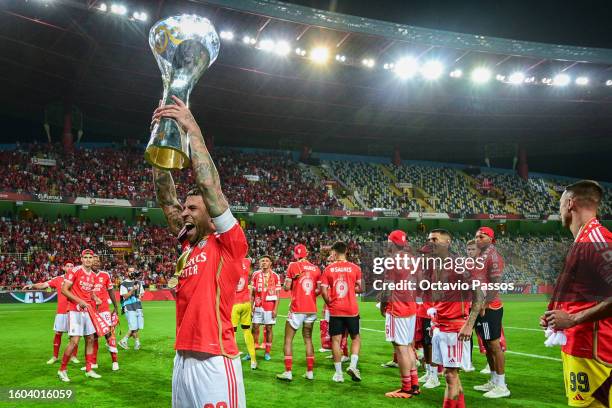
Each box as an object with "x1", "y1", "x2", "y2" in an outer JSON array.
[
  {"x1": 554, "y1": 218, "x2": 612, "y2": 364},
  {"x1": 286, "y1": 260, "x2": 321, "y2": 314},
  {"x1": 251, "y1": 270, "x2": 281, "y2": 312},
  {"x1": 430, "y1": 263, "x2": 470, "y2": 332},
  {"x1": 386, "y1": 251, "x2": 418, "y2": 317},
  {"x1": 175, "y1": 222, "x2": 248, "y2": 356},
  {"x1": 234, "y1": 258, "x2": 251, "y2": 304},
  {"x1": 47, "y1": 275, "x2": 68, "y2": 314},
  {"x1": 321, "y1": 260, "x2": 362, "y2": 317},
  {"x1": 472, "y1": 245, "x2": 504, "y2": 310},
  {"x1": 93, "y1": 271, "x2": 113, "y2": 313},
  {"x1": 64, "y1": 266, "x2": 96, "y2": 312}
]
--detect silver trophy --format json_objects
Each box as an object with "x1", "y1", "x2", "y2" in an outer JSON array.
[{"x1": 145, "y1": 14, "x2": 220, "y2": 170}]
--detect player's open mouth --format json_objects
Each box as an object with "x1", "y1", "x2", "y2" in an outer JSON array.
[{"x1": 178, "y1": 222, "x2": 195, "y2": 241}]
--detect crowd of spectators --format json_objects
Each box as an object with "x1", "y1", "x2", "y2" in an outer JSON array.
[
  {"x1": 1, "y1": 142, "x2": 610, "y2": 216},
  {"x1": 0, "y1": 213, "x2": 571, "y2": 290},
  {"x1": 0, "y1": 143, "x2": 340, "y2": 210}
]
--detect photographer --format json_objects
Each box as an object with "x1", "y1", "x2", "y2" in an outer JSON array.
[{"x1": 118, "y1": 267, "x2": 144, "y2": 350}]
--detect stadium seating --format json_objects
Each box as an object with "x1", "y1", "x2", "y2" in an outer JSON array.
[
  {"x1": 0, "y1": 143, "x2": 340, "y2": 210},
  {"x1": 2, "y1": 143, "x2": 610, "y2": 215}
]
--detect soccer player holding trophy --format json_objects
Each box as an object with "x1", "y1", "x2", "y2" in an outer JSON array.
[{"x1": 148, "y1": 15, "x2": 248, "y2": 408}]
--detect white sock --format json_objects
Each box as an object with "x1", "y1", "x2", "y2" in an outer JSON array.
[
  {"x1": 430, "y1": 364, "x2": 438, "y2": 377},
  {"x1": 496, "y1": 373, "x2": 505, "y2": 386},
  {"x1": 135, "y1": 339, "x2": 140, "y2": 344},
  {"x1": 491, "y1": 372, "x2": 496, "y2": 383},
  {"x1": 350, "y1": 354, "x2": 358, "y2": 369},
  {"x1": 334, "y1": 362, "x2": 342, "y2": 375}
]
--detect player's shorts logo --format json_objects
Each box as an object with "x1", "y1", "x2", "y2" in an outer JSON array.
[
  {"x1": 236, "y1": 277, "x2": 246, "y2": 292},
  {"x1": 335, "y1": 280, "x2": 348, "y2": 298},
  {"x1": 301, "y1": 277, "x2": 314, "y2": 295}
]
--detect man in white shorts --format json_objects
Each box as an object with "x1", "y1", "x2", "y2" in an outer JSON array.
[
  {"x1": 152, "y1": 96, "x2": 248, "y2": 407},
  {"x1": 90, "y1": 255, "x2": 120, "y2": 371},
  {"x1": 23, "y1": 261, "x2": 79, "y2": 365},
  {"x1": 425, "y1": 229, "x2": 484, "y2": 408},
  {"x1": 251, "y1": 255, "x2": 281, "y2": 361},
  {"x1": 58, "y1": 249, "x2": 100, "y2": 381},
  {"x1": 276, "y1": 244, "x2": 322, "y2": 381},
  {"x1": 381, "y1": 230, "x2": 420, "y2": 399}
]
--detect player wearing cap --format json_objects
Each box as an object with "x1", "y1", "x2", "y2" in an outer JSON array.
[
  {"x1": 276, "y1": 244, "x2": 322, "y2": 381},
  {"x1": 541, "y1": 180, "x2": 612, "y2": 407},
  {"x1": 321, "y1": 241, "x2": 363, "y2": 383},
  {"x1": 23, "y1": 261, "x2": 80, "y2": 365},
  {"x1": 381, "y1": 230, "x2": 420, "y2": 398},
  {"x1": 233, "y1": 257, "x2": 257, "y2": 370},
  {"x1": 57, "y1": 249, "x2": 100, "y2": 382},
  {"x1": 152, "y1": 96, "x2": 248, "y2": 407},
  {"x1": 88, "y1": 255, "x2": 120, "y2": 372},
  {"x1": 251, "y1": 255, "x2": 281, "y2": 361},
  {"x1": 472, "y1": 226, "x2": 510, "y2": 398},
  {"x1": 426, "y1": 229, "x2": 484, "y2": 408}
]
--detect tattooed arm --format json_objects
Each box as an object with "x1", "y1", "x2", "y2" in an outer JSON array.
[
  {"x1": 153, "y1": 96, "x2": 229, "y2": 218},
  {"x1": 458, "y1": 285, "x2": 485, "y2": 341},
  {"x1": 152, "y1": 167, "x2": 184, "y2": 236}
]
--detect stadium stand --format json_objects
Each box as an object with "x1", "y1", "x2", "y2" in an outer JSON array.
[
  {"x1": 0, "y1": 214, "x2": 570, "y2": 289},
  {"x1": 0, "y1": 143, "x2": 341, "y2": 210}
]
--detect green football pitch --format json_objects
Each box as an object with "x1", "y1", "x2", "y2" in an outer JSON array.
[{"x1": 0, "y1": 296, "x2": 566, "y2": 407}]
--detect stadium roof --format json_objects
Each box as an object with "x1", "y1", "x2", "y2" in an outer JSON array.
[{"x1": 1, "y1": 0, "x2": 612, "y2": 179}]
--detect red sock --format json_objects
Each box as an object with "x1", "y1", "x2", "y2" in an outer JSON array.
[
  {"x1": 284, "y1": 356, "x2": 293, "y2": 372},
  {"x1": 410, "y1": 368, "x2": 419, "y2": 387},
  {"x1": 53, "y1": 333, "x2": 62, "y2": 358},
  {"x1": 111, "y1": 352, "x2": 118, "y2": 363},
  {"x1": 438, "y1": 365, "x2": 443, "y2": 374},
  {"x1": 107, "y1": 335, "x2": 118, "y2": 352},
  {"x1": 401, "y1": 375, "x2": 411, "y2": 391},
  {"x1": 93, "y1": 341, "x2": 99, "y2": 364},
  {"x1": 306, "y1": 356, "x2": 314, "y2": 372},
  {"x1": 443, "y1": 398, "x2": 457, "y2": 408},
  {"x1": 393, "y1": 352, "x2": 398, "y2": 363},
  {"x1": 457, "y1": 393, "x2": 465, "y2": 408},
  {"x1": 60, "y1": 351, "x2": 71, "y2": 371},
  {"x1": 85, "y1": 353, "x2": 93, "y2": 372},
  {"x1": 72, "y1": 343, "x2": 78, "y2": 358},
  {"x1": 265, "y1": 343, "x2": 271, "y2": 353}
]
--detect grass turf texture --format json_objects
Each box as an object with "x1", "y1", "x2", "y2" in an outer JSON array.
[{"x1": 0, "y1": 295, "x2": 566, "y2": 407}]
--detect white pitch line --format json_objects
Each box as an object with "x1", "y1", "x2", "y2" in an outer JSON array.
[{"x1": 504, "y1": 350, "x2": 561, "y2": 362}]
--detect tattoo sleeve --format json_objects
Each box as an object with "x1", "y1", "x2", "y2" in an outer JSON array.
[
  {"x1": 153, "y1": 167, "x2": 184, "y2": 236},
  {"x1": 485, "y1": 274, "x2": 501, "y2": 304},
  {"x1": 188, "y1": 126, "x2": 229, "y2": 218},
  {"x1": 467, "y1": 286, "x2": 485, "y2": 328}
]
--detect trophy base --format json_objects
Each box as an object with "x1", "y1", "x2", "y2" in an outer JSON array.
[{"x1": 145, "y1": 145, "x2": 190, "y2": 170}]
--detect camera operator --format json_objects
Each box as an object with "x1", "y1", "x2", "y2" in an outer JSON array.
[{"x1": 118, "y1": 267, "x2": 144, "y2": 350}]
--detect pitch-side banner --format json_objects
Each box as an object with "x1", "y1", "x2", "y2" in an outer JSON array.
[{"x1": 253, "y1": 206, "x2": 303, "y2": 215}]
